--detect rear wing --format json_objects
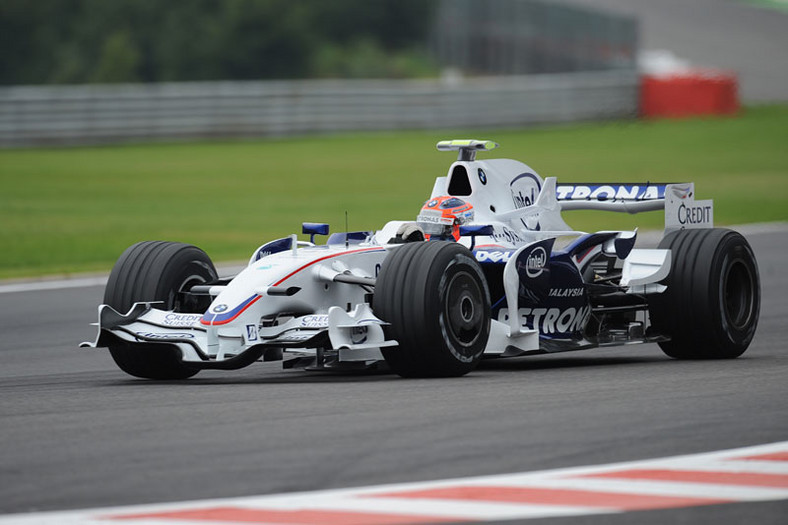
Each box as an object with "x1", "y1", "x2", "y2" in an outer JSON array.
[{"x1": 556, "y1": 183, "x2": 713, "y2": 231}]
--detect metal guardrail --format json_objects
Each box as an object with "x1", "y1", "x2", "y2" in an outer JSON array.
[{"x1": 0, "y1": 71, "x2": 638, "y2": 147}]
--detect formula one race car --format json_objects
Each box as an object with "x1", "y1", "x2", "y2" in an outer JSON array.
[{"x1": 83, "y1": 140, "x2": 760, "y2": 379}]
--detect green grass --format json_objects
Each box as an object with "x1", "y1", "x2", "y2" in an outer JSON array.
[{"x1": 1, "y1": 105, "x2": 787, "y2": 279}]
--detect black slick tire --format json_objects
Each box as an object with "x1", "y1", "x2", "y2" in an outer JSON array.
[
  {"x1": 374, "y1": 241, "x2": 491, "y2": 377},
  {"x1": 648, "y1": 228, "x2": 760, "y2": 359},
  {"x1": 103, "y1": 241, "x2": 218, "y2": 379}
]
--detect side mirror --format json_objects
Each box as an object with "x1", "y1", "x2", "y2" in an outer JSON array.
[
  {"x1": 302, "y1": 223, "x2": 330, "y2": 244},
  {"x1": 459, "y1": 225, "x2": 494, "y2": 249}
]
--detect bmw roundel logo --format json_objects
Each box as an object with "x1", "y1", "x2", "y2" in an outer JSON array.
[
  {"x1": 478, "y1": 168, "x2": 487, "y2": 185},
  {"x1": 213, "y1": 304, "x2": 228, "y2": 313},
  {"x1": 428, "y1": 199, "x2": 439, "y2": 208}
]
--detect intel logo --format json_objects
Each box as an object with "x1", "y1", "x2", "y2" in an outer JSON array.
[{"x1": 526, "y1": 247, "x2": 547, "y2": 277}]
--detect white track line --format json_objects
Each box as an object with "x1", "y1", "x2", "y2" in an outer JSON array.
[
  {"x1": 0, "y1": 266, "x2": 242, "y2": 294},
  {"x1": 0, "y1": 276, "x2": 108, "y2": 294}
]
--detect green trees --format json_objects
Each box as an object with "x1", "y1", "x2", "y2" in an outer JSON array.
[{"x1": 0, "y1": 0, "x2": 437, "y2": 85}]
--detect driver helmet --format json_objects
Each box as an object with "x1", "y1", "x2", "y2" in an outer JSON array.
[{"x1": 416, "y1": 196, "x2": 474, "y2": 240}]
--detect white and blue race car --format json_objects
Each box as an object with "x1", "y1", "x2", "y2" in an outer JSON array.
[{"x1": 83, "y1": 140, "x2": 760, "y2": 379}]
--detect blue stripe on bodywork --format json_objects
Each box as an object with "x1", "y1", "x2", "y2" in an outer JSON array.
[{"x1": 201, "y1": 295, "x2": 259, "y2": 326}]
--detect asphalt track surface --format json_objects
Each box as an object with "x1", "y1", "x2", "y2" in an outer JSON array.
[{"x1": 0, "y1": 228, "x2": 786, "y2": 523}]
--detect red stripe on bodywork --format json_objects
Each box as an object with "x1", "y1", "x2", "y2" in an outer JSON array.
[
  {"x1": 575, "y1": 246, "x2": 596, "y2": 264},
  {"x1": 369, "y1": 485, "x2": 728, "y2": 510},
  {"x1": 199, "y1": 247, "x2": 384, "y2": 326},
  {"x1": 107, "y1": 506, "x2": 464, "y2": 524},
  {"x1": 582, "y1": 468, "x2": 788, "y2": 488},
  {"x1": 272, "y1": 247, "x2": 385, "y2": 286}
]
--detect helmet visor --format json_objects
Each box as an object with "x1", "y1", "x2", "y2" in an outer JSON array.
[{"x1": 416, "y1": 210, "x2": 454, "y2": 236}]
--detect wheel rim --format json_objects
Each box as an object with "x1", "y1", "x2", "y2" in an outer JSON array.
[
  {"x1": 173, "y1": 274, "x2": 212, "y2": 313},
  {"x1": 444, "y1": 270, "x2": 485, "y2": 351},
  {"x1": 722, "y1": 258, "x2": 755, "y2": 331}
]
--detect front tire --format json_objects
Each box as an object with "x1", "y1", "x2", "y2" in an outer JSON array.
[
  {"x1": 648, "y1": 228, "x2": 760, "y2": 359},
  {"x1": 375, "y1": 241, "x2": 491, "y2": 377},
  {"x1": 104, "y1": 241, "x2": 218, "y2": 379}
]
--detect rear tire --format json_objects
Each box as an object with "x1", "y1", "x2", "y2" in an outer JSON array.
[
  {"x1": 375, "y1": 242, "x2": 491, "y2": 377},
  {"x1": 648, "y1": 228, "x2": 759, "y2": 359},
  {"x1": 104, "y1": 241, "x2": 218, "y2": 379}
]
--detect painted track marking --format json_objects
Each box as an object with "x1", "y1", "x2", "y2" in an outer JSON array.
[
  {"x1": 0, "y1": 277, "x2": 107, "y2": 294},
  {"x1": 1, "y1": 441, "x2": 787, "y2": 524}
]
